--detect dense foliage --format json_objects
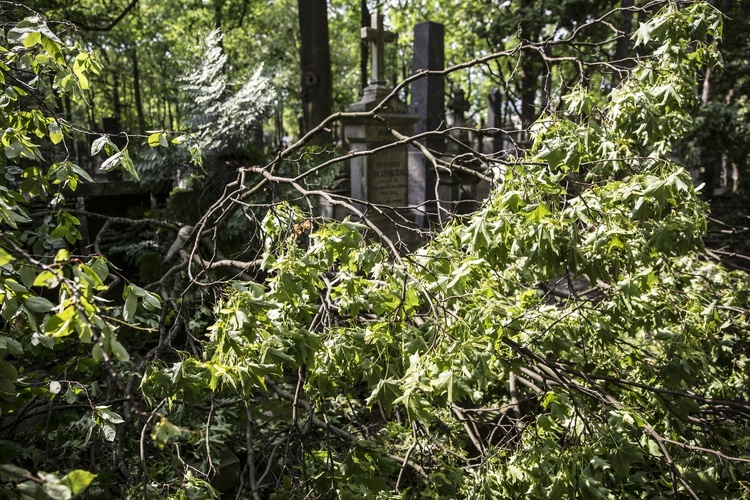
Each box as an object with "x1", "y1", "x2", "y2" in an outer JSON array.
[{"x1": 0, "y1": 1, "x2": 748, "y2": 499}]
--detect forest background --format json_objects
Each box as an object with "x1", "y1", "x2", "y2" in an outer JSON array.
[{"x1": 1, "y1": 0, "x2": 750, "y2": 498}]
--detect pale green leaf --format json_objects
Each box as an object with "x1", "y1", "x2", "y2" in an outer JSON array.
[{"x1": 60, "y1": 470, "x2": 96, "y2": 496}]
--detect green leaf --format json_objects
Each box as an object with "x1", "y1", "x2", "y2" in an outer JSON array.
[
  {"x1": 90, "y1": 135, "x2": 113, "y2": 156},
  {"x1": 23, "y1": 296, "x2": 54, "y2": 313},
  {"x1": 366, "y1": 378, "x2": 401, "y2": 414},
  {"x1": 147, "y1": 133, "x2": 161, "y2": 147},
  {"x1": 0, "y1": 248, "x2": 14, "y2": 266},
  {"x1": 60, "y1": 469, "x2": 96, "y2": 496},
  {"x1": 40, "y1": 35, "x2": 64, "y2": 63},
  {"x1": 41, "y1": 478, "x2": 73, "y2": 500},
  {"x1": 101, "y1": 423, "x2": 116, "y2": 442},
  {"x1": 610, "y1": 440, "x2": 644, "y2": 477},
  {"x1": 95, "y1": 407, "x2": 124, "y2": 424},
  {"x1": 109, "y1": 338, "x2": 130, "y2": 362},
  {"x1": 141, "y1": 291, "x2": 161, "y2": 310},
  {"x1": 123, "y1": 287, "x2": 137, "y2": 322},
  {"x1": 33, "y1": 270, "x2": 61, "y2": 288},
  {"x1": 89, "y1": 258, "x2": 109, "y2": 282},
  {"x1": 48, "y1": 121, "x2": 63, "y2": 145},
  {"x1": 73, "y1": 66, "x2": 89, "y2": 90},
  {"x1": 67, "y1": 163, "x2": 94, "y2": 183},
  {"x1": 21, "y1": 31, "x2": 41, "y2": 48},
  {"x1": 119, "y1": 150, "x2": 139, "y2": 180},
  {"x1": 1, "y1": 337, "x2": 22, "y2": 356},
  {"x1": 99, "y1": 152, "x2": 122, "y2": 172},
  {"x1": 45, "y1": 307, "x2": 74, "y2": 337},
  {"x1": 524, "y1": 203, "x2": 552, "y2": 223},
  {"x1": 633, "y1": 22, "x2": 652, "y2": 47},
  {"x1": 19, "y1": 265, "x2": 36, "y2": 288},
  {"x1": 151, "y1": 417, "x2": 182, "y2": 449},
  {"x1": 147, "y1": 133, "x2": 169, "y2": 148},
  {"x1": 5, "y1": 140, "x2": 23, "y2": 160},
  {"x1": 0, "y1": 364, "x2": 17, "y2": 395}
]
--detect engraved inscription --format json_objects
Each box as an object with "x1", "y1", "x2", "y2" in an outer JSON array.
[{"x1": 368, "y1": 149, "x2": 407, "y2": 206}]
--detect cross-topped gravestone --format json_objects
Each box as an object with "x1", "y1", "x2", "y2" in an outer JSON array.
[
  {"x1": 361, "y1": 12, "x2": 397, "y2": 86},
  {"x1": 343, "y1": 12, "x2": 418, "y2": 248}
]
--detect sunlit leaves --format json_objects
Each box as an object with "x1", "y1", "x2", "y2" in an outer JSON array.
[
  {"x1": 0, "y1": 17, "x2": 151, "y2": 493},
  {"x1": 0, "y1": 249, "x2": 13, "y2": 267},
  {"x1": 0, "y1": 3, "x2": 742, "y2": 498},
  {"x1": 93, "y1": 406, "x2": 124, "y2": 442},
  {"x1": 147, "y1": 131, "x2": 169, "y2": 148},
  {"x1": 59, "y1": 470, "x2": 96, "y2": 497},
  {"x1": 151, "y1": 417, "x2": 183, "y2": 449},
  {"x1": 0, "y1": 464, "x2": 95, "y2": 500},
  {"x1": 90, "y1": 135, "x2": 139, "y2": 181},
  {"x1": 152, "y1": 3, "x2": 750, "y2": 497}
]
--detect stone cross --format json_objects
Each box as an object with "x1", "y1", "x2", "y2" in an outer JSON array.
[{"x1": 361, "y1": 12, "x2": 397, "y2": 86}]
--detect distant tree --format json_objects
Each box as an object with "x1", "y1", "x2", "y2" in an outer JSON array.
[
  {"x1": 679, "y1": 0, "x2": 750, "y2": 197},
  {"x1": 298, "y1": 0, "x2": 333, "y2": 143},
  {"x1": 180, "y1": 29, "x2": 273, "y2": 159}
]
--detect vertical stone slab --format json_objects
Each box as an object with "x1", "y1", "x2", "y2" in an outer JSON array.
[
  {"x1": 410, "y1": 22, "x2": 445, "y2": 140},
  {"x1": 408, "y1": 21, "x2": 445, "y2": 225}
]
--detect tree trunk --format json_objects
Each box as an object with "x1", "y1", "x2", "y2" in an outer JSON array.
[
  {"x1": 360, "y1": 0, "x2": 369, "y2": 97},
  {"x1": 131, "y1": 47, "x2": 147, "y2": 133},
  {"x1": 298, "y1": 0, "x2": 332, "y2": 144},
  {"x1": 112, "y1": 71, "x2": 121, "y2": 124},
  {"x1": 518, "y1": 0, "x2": 538, "y2": 139},
  {"x1": 700, "y1": 67, "x2": 721, "y2": 197},
  {"x1": 615, "y1": 0, "x2": 635, "y2": 65},
  {"x1": 519, "y1": 52, "x2": 538, "y2": 139}
]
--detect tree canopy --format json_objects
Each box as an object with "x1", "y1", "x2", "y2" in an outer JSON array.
[{"x1": 0, "y1": 1, "x2": 749, "y2": 498}]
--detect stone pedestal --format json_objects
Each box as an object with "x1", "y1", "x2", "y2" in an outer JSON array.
[{"x1": 345, "y1": 85, "x2": 418, "y2": 246}]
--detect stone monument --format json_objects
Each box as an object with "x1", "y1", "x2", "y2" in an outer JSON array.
[
  {"x1": 344, "y1": 12, "x2": 418, "y2": 246},
  {"x1": 408, "y1": 21, "x2": 445, "y2": 226},
  {"x1": 447, "y1": 88, "x2": 471, "y2": 144}
]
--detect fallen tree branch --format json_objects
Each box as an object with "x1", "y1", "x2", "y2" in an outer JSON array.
[{"x1": 265, "y1": 377, "x2": 429, "y2": 480}]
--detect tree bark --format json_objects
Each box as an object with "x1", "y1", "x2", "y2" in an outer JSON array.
[
  {"x1": 298, "y1": 0, "x2": 332, "y2": 144},
  {"x1": 615, "y1": 0, "x2": 635, "y2": 69},
  {"x1": 699, "y1": 67, "x2": 721, "y2": 197},
  {"x1": 131, "y1": 47, "x2": 147, "y2": 133},
  {"x1": 360, "y1": 0, "x2": 369, "y2": 97},
  {"x1": 518, "y1": 0, "x2": 539, "y2": 138}
]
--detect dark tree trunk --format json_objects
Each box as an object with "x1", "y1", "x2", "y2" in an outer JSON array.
[
  {"x1": 700, "y1": 67, "x2": 721, "y2": 197},
  {"x1": 131, "y1": 47, "x2": 147, "y2": 133},
  {"x1": 615, "y1": 0, "x2": 635, "y2": 65},
  {"x1": 298, "y1": 0, "x2": 332, "y2": 144},
  {"x1": 518, "y1": 0, "x2": 538, "y2": 137},
  {"x1": 112, "y1": 72, "x2": 121, "y2": 123},
  {"x1": 360, "y1": 0, "x2": 369, "y2": 97},
  {"x1": 214, "y1": 0, "x2": 224, "y2": 32},
  {"x1": 519, "y1": 54, "x2": 538, "y2": 134}
]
